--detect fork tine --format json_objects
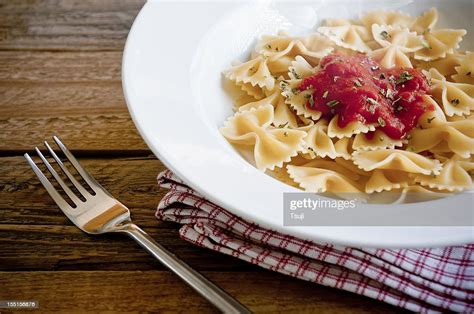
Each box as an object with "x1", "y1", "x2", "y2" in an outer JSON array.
[
  {"x1": 53, "y1": 136, "x2": 103, "y2": 194},
  {"x1": 35, "y1": 147, "x2": 82, "y2": 206},
  {"x1": 44, "y1": 141, "x2": 92, "y2": 198},
  {"x1": 24, "y1": 153, "x2": 73, "y2": 212}
]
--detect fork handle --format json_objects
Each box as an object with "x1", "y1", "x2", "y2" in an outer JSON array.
[{"x1": 122, "y1": 223, "x2": 250, "y2": 314}]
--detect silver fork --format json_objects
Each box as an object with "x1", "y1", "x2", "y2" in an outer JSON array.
[{"x1": 24, "y1": 136, "x2": 250, "y2": 314}]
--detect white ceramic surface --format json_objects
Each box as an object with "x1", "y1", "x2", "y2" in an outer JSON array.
[{"x1": 123, "y1": 0, "x2": 474, "y2": 248}]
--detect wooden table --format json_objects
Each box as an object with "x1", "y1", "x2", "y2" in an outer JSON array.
[{"x1": 0, "y1": 1, "x2": 401, "y2": 312}]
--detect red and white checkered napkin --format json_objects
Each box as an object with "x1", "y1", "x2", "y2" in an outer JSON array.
[{"x1": 156, "y1": 170, "x2": 473, "y2": 313}]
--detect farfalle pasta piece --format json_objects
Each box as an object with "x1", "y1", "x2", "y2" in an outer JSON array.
[
  {"x1": 416, "y1": 95, "x2": 447, "y2": 128},
  {"x1": 414, "y1": 52, "x2": 464, "y2": 80},
  {"x1": 365, "y1": 170, "x2": 411, "y2": 193},
  {"x1": 327, "y1": 116, "x2": 376, "y2": 138},
  {"x1": 255, "y1": 33, "x2": 334, "y2": 64},
  {"x1": 224, "y1": 56, "x2": 275, "y2": 91},
  {"x1": 238, "y1": 92, "x2": 298, "y2": 129},
  {"x1": 360, "y1": 10, "x2": 415, "y2": 29},
  {"x1": 220, "y1": 104, "x2": 306, "y2": 170},
  {"x1": 453, "y1": 52, "x2": 474, "y2": 84},
  {"x1": 280, "y1": 79, "x2": 322, "y2": 121},
  {"x1": 353, "y1": 130, "x2": 404, "y2": 151},
  {"x1": 412, "y1": 157, "x2": 474, "y2": 191},
  {"x1": 414, "y1": 29, "x2": 466, "y2": 61},
  {"x1": 410, "y1": 7, "x2": 438, "y2": 34},
  {"x1": 369, "y1": 24, "x2": 424, "y2": 68},
  {"x1": 352, "y1": 149, "x2": 442, "y2": 175},
  {"x1": 287, "y1": 159, "x2": 363, "y2": 194},
  {"x1": 304, "y1": 120, "x2": 352, "y2": 159},
  {"x1": 318, "y1": 19, "x2": 372, "y2": 53},
  {"x1": 407, "y1": 119, "x2": 474, "y2": 158},
  {"x1": 426, "y1": 68, "x2": 474, "y2": 116},
  {"x1": 288, "y1": 56, "x2": 316, "y2": 80},
  {"x1": 236, "y1": 81, "x2": 265, "y2": 100}
]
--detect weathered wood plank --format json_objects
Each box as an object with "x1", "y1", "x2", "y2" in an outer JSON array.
[
  {"x1": 0, "y1": 0, "x2": 145, "y2": 51},
  {"x1": 0, "y1": 271, "x2": 400, "y2": 313},
  {"x1": 0, "y1": 224, "x2": 253, "y2": 271},
  {"x1": 0, "y1": 51, "x2": 121, "y2": 82},
  {"x1": 0, "y1": 156, "x2": 164, "y2": 226}
]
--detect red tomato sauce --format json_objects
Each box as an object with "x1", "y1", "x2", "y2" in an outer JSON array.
[{"x1": 299, "y1": 53, "x2": 433, "y2": 140}]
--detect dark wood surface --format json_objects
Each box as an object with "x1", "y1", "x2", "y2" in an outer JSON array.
[{"x1": 0, "y1": 1, "x2": 400, "y2": 312}]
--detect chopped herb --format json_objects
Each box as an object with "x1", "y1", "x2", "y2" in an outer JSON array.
[
  {"x1": 379, "y1": 89, "x2": 386, "y2": 96},
  {"x1": 278, "y1": 122, "x2": 289, "y2": 128},
  {"x1": 354, "y1": 80, "x2": 362, "y2": 87},
  {"x1": 309, "y1": 94, "x2": 315, "y2": 106},
  {"x1": 388, "y1": 75, "x2": 396, "y2": 83},
  {"x1": 367, "y1": 97, "x2": 379, "y2": 106},
  {"x1": 422, "y1": 40, "x2": 431, "y2": 49},
  {"x1": 304, "y1": 93, "x2": 312, "y2": 99},
  {"x1": 395, "y1": 72, "x2": 414, "y2": 84},
  {"x1": 290, "y1": 68, "x2": 301, "y2": 79},
  {"x1": 379, "y1": 136, "x2": 385, "y2": 142},
  {"x1": 368, "y1": 105, "x2": 376, "y2": 114},
  {"x1": 326, "y1": 100, "x2": 339, "y2": 107},
  {"x1": 450, "y1": 98, "x2": 460, "y2": 105},
  {"x1": 284, "y1": 131, "x2": 289, "y2": 137},
  {"x1": 333, "y1": 76, "x2": 340, "y2": 82},
  {"x1": 427, "y1": 117, "x2": 436, "y2": 124},
  {"x1": 380, "y1": 30, "x2": 391, "y2": 40},
  {"x1": 378, "y1": 117, "x2": 386, "y2": 127},
  {"x1": 308, "y1": 147, "x2": 315, "y2": 152},
  {"x1": 467, "y1": 71, "x2": 472, "y2": 77},
  {"x1": 266, "y1": 44, "x2": 272, "y2": 49},
  {"x1": 385, "y1": 88, "x2": 394, "y2": 100},
  {"x1": 291, "y1": 88, "x2": 299, "y2": 95},
  {"x1": 249, "y1": 67, "x2": 256, "y2": 72},
  {"x1": 371, "y1": 66, "x2": 380, "y2": 71},
  {"x1": 422, "y1": 28, "x2": 431, "y2": 35},
  {"x1": 322, "y1": 90, "x2": 329, "y2": 99},
  {"x1": 431, "y1": 171, "x2": 437, "y2": 178},
  {"x1": 380, "y1": 73, "x2": 386, "y2": 79}
]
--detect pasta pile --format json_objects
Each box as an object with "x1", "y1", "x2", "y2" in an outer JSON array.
[{"x1": 220, "y1": 8, "x2": 474, "y2": 200}]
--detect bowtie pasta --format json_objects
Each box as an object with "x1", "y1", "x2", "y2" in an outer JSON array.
[{"x1": 220, "y1": 7, "x2": 473, "y2": 202}]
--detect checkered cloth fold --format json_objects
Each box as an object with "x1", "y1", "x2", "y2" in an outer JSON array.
[{"x1": 156, "y1": 170, "x2": 473, "y2": 313}]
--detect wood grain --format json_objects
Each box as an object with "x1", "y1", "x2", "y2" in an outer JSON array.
[
  {"x1": 0, "y1": 271, "x2": 400, "y2": 313},
  {"x1": 0, "y1": 0, "x2": 145, "y2": 51}
]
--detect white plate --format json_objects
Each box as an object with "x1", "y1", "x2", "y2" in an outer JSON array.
[{"x1": 123, "y1": 0, "x2": 473, "y2": 248}]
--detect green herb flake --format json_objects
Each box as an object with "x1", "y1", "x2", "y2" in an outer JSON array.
[
  {"x1": 309, "y1": 95, "x2": 315, "y2": 106},
  {"x1": 291, "y1": 88, "x2": 300, "y2": 95},
  {"x1": 380, "y1": 73, "x2": 386, "y2": 79},
  {"x1": 326, "y1": 100, "x2": 339, "y2": 107},
  {"x1": 378, "y1": 117, "x2": 386, "y2": 127},
  {"x1": 322, "y1": 90, "x2": 329, "y2": 99},
  {"x1": 368, "y1": 105, "x2": 376, "y2": 114},
  {"x1": 380, "y1": 30, "x2": 391, "y2": 40},
  {"x1": 304, "y1": 93, "x2": 312, "y2": 100},
  {"x1": 278, "y1": 122, "x2": 289, "y2": 128},
  {"x1": 367, "y1": 98, "x2": 379, "y2": 106},
  {"x1": 427, "y1": 117, "x2": 436, "y2": 124},
  {"x1": 290, "y1": 68, "x2": 301, "y2": 79},
  {"x1": 395, "y1": 72, "x2": 414, "y2": 84},
  {"x1": 379, "y1": 136, "x2": 385, "y2": 142},
  {"x1": 266, "y1": 44, "x2": 272, "y2": 49},
  {"x1": 284, "y1": 131, "x2": 289, "y2": 137},
  {"x1": 422, "y1": 40, "x2": 431, "y2": 49},
  {"x1": 467, "y1": 71, "x2": 472, "y2": 77},
  {"x1": 354, "y1": 80, "x2": 362, "y2": 87},
  {"x1": 450, "y1": 98, "x2": 460, "y2": 105}
]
